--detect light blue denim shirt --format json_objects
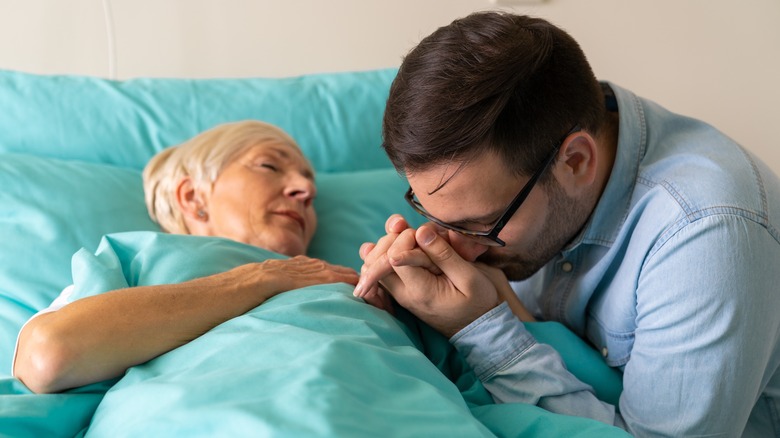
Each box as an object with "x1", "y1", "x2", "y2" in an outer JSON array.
[{"x1": 451, "y1": 82, "x2": 780, "y2": 437}]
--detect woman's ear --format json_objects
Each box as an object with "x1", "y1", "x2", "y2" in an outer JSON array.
[
  {"x1": 551, "y1": 131, "x2": 598, "y2": 196},
  {"x1": 175, "y1": 176, "x2": 209, "y2": 226}
]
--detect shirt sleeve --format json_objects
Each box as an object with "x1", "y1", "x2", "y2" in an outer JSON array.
[
  {"x1": 617, "y1": 214, "x2": 778, "y2": 436},
  {"x1": 450, "y1": 302, "x2": 622, "y2": 426},
  {"x1": 11, "y1": 285, "x2": 76, "y2": 373},
  {"x1": 452, "y1": 214, "x2": 779, "y2": 436}
]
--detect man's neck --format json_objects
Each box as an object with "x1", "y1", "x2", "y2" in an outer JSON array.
[{"x1": 594, "y1": 112, "x2": 620, "y2": 202}]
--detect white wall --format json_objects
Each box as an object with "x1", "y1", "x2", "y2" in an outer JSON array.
[{"x1": 1, "y1": 0, "x2": 778, "y2": 173}]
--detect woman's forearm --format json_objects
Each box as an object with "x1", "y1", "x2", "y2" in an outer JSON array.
[
  {"x1": 14, "y1": 257, "x2": 359, "y2": 393},
  {"x1": 14, "y1": 271, "x2": 266, "y2": 393}
]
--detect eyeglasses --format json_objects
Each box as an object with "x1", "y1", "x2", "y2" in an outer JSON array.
[{"x1": 404, "y1": 125, "x2": 579, "y2": 247}]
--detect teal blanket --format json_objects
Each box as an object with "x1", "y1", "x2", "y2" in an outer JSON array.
[{"x1": 1, "y1": 232, "x2": 627, "y2": 437}]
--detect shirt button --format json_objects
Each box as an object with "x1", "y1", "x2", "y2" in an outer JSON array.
[
  {"x1": 601, "y1": 347, "x2": 608, "y2": 357},
  {"x1": 561, "y1": 262, "x2": 573, "y2": 272}
]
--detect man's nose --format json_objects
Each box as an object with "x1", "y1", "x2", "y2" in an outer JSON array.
[{"x1": 448, "y1": 231, "x2": 490, "y2": 262}]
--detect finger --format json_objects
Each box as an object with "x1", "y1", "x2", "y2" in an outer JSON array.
[
  {"x1": 431, "y1": 222, "x2": 453, "y2": 241},
  {"x1": 378, "y1": 284, "x2": 396, "y2": 316},
  {"x1": 316, "y1": 258, "x2": 357, "y2": 271},
  {"x1": 386, "y1": 229, "x2": 443, "y2": 274},
  {"x1": 372, "y1": 225, "x2": 452, "y2": 307},
  {"x1": 362, "y1": 229, "x2": 416, "y2": 298},
  {"x1": 322, "y1": 263, "x2": 360, "y2": 284},
  {"x1": 359, "y1": 270, "x2": 404, "y2": 302},
  {"x1": 385, "y1": 214, "x2": 410, "y2": 234},
  {"x1": 321, "y1": 268, "x2": 359, "y2": 286},
  {"x1": 385, "y1": 228, "x2": 418, "y2": 263},
  {"x1": 360, "y1": 284, "x2": 395, "y2": 315},
  {"x1": 357, "y1": 234, "x2": 398, "y2": 282},
  {"x1": 363, "y1": 233, "x2": 400, "y2": 265},
  {"x1": 361, "y1": 291, "x2": 386, "y2": 311},
  {"x1": 292, "y1": 257, "x2": 358, "y2": 276},
  {"x1": 359, "y1": 242, "x2": 376, "y2": 260},
  {"x1": 358, "y1": 283, "x2": 378, "y2": 300},
  {"x1": 299, "y1": 260, "x2": 360, "y2": 283},
  {"x1": 356, "y1": 259, "x2": 410, "y2": 300},
  {"x1": 389, "y1": 249, "x2": 444, "y2": 275},
  {"x1": 335, "y1": 271, "x2": 360, "y2": 286},
  {"x1": 355, "y1": 217, "x2": 416, "y2": 297},
  {"x1": 355, "y1": 233, "x2": 405, "y2": 297},
  {"x1": 355, "y1": 254, "x2": 395, "y2": 297},
  {"x1": 414, "y1": 224, "x2": 479, "y2": 293}
]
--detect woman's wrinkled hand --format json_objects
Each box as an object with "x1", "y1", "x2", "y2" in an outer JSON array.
[{"x1": 235, "y1": 256, "x2": 359, "y2": 300}]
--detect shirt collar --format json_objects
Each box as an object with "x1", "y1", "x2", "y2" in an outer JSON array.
[{"x1": 564, "y1": 81, "x2": 647, "y2": 251}]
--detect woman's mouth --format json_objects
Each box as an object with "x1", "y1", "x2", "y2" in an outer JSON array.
[{"x1": 275, "y1": 211, "x2": 305, "y2": 232}]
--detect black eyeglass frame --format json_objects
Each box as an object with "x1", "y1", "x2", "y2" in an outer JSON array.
[{"x1": 404, "y1": 125, "x2": 580, "y2": 247}]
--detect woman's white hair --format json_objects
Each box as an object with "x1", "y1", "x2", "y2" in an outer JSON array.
[{"x1": 143, "y1": 120, "x2": 301, "y2": 234}]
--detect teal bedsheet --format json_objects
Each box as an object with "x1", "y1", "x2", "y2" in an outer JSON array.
[{"x1": 0, "y1": 232, "x2": 627, "y2": 437}]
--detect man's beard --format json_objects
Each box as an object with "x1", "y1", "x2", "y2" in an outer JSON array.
[{"x1": 477, "y1": 179, "x2": 590, "y2": 281}]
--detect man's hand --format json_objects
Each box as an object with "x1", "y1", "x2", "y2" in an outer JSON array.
[
  {"x1": 475, "y1": 263, "x2": 536, "y2": 322},
  {"x1": 354, "y1": 214, "x2": 413, "y2": 313},
  {"x1": 358, "y1": 217, "x2": 502, "y2": 338}
]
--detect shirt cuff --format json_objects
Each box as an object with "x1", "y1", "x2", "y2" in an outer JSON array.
[{"x1": 450, "y1": 301, "x2": 536, "y2": 380}]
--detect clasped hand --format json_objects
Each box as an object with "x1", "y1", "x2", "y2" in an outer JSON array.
[{"x1": 355, "y1": 214, "x2": 515, "y2": 338}]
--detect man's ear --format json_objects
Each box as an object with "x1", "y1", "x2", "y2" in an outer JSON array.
[
  {"x1": 175, "y1": 176, "x2": 208, "y2": 223},
  {"x1": 551, "y1": 131, "x2": 598, "y2": 196}
]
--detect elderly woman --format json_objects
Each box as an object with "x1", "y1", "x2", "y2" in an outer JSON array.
[{"x1": 13, "y1": 120, "x2": 359, "y2": 394}]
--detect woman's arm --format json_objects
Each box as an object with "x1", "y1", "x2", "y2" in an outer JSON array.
[
  {"x1": 14, "y1": 256, "x2": 358, "y2": 394},
  {"x1": 475, "y1": 263, "x2": 536, "y2": 322}
]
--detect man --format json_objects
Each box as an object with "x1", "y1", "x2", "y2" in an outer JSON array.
[{"x1": 354, "y1": 11, "x2": 780, "y2": 437}]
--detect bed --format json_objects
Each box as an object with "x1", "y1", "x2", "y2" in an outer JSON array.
[{"x1": 0, "y1": 68, "x2": 629, "y2": 437}]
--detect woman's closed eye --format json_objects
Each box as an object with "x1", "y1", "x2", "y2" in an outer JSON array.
[{"x1": 256, "y1": 162, "x2": 279, "y2": 172}]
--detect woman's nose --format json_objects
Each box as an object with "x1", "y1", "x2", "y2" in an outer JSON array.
[
  {"x1": 285, "y1": 175, "x2": 316, "y2": 206},
  {"x1": 448, "y1": 231, "x2": 490, "y2": 262}
]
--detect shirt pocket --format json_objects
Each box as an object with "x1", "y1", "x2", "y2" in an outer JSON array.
[{"x1": 586, "y1": 318, "x2": 635, "y2": 368}]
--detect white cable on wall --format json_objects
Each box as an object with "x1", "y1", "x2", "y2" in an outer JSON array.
[{"x1": 101, "y1": 0, "x2": 118, "y2": 79}]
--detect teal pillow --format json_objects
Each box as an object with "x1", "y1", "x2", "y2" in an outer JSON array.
[
  {"x1": 0, "y1": 153, "x2": 421, "y2": 376},
  {"x1": 0, "y1": 154, "x2": 158, "y2": 375},
  {"x1": 526, "y1": 322, "x2": 624, "y2": 406},
  {"x1": 0, "y1": 69, "x2": 397, "y2": 172},
  {"x1": 310, "y1": 168, "x2": 424, "y2": 271}
]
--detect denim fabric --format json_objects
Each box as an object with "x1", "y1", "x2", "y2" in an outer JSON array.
[{"x1": 451, "y1": 82, "x2": 780, "y2": 437}]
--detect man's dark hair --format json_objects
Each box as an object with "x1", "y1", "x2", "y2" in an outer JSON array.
[{"x1": 382, "y1": 12, "x2": 606, "y2": 180}]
